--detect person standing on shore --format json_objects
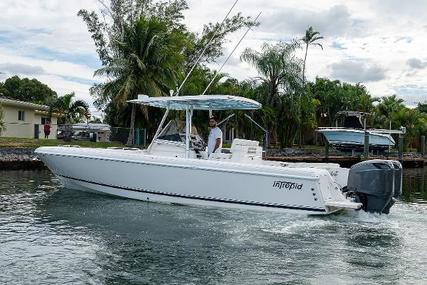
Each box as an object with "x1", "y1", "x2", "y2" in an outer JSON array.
[
  {"x1": 44, "y1": 121, "x2": 51, "y2": 139},
  {"x1": 207, "y1": 116, "x2": 222, "y2": 156}
]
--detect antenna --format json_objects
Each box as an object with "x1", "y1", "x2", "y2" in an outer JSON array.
[
  {"x1": 202, "y1": 12, "x2": 262, "y2": 96},
  {"x1": 174, "y1": 0, "x2": 239, "y2": 96}
]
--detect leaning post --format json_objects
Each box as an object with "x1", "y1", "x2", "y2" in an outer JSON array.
[
  {"x1": 421, "y1": 135, "x2": 425, "y2": 156},
  {"x1": 135, "y1": 128, "x2": 140, "y2": 146},
  {"x1": 325, "y1": 140, "x2": 329, "y2": 161},
  {"x1": 265, "y1": 131, "x2": 270, "y2": 150},
  {"x1": 363, "y1": 117, "x2": 369, "y2": 159},
  {"x1": 398, "y1": 134, "x2": 404, "y2": 162},
  {"x1": 364, "y1": 131, "x2": 369, "y2": 159}
]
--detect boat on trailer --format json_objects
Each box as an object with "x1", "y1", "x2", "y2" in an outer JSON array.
[{"x1": 36, "y1": 95, "x2": 402, "y2": 215}]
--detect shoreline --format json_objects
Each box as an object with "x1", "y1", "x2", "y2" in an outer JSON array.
[
  {"x1": 1, "y1": 147, "x2": 425, "y2": 170},
  {"x1": 0, "y1": 148, "x2": 46, "y2": 170}
]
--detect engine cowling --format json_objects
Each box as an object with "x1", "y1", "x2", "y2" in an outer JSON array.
[{"x1": 346, "y1": 160, "x2": 402, "y2": 214}]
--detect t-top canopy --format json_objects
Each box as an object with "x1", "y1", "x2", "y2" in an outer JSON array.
[{"x1": 128, "y1": 95, "x2": 262, "y2": 110}]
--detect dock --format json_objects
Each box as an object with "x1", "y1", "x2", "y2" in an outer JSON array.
[{"x1": 265, "y1": 155, "x2": 426, "y2": 168}]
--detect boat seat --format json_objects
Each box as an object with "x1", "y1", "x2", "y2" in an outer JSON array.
[
  {"x1": 231, "y1": 138, "x2": 259, "y2": 149},
  {"x1": 230, "y1": 139, "x2": 262, "y2": 162}
]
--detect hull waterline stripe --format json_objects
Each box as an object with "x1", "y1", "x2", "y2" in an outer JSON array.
[{"x1": 58, "y1": 175, "x2": 327, "y2": 213}]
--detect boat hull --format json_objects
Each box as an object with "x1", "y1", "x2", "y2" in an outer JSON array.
[
  {"x1": 59, "y1": 175, "x2": 330, "y2": 214},
  {"x1": 318, "y1": 129, "x2": 395, "y2": 151},
  {"x1": 35, "y1": 147, "x2": 354, "y2": 215}
]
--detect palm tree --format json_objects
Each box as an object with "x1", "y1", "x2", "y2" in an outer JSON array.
[
  {"x1": 93, "y1": 17, "x2": 187, "y2": 145},
  {"x1": 391, "y1": 107, "x2": 425, "y2": 150},
  {"x1": 49, "y1": 93, "x2": 89, "y2": 142},
  {"x1": 377, "y1": 95, "x2": 405, "y2": 118},
  {"x1": 50, "y1": 92, "x2": 90, "y2": 124},
  {"x1": 241, "y1": 42, "x2": 303, "y2": 146},
  {"x1": 241, "y1": 42, "x2": 301, "y2": 105},
  {"x1": 301, "y1": 26, "x2": 323, "y2": 85}
]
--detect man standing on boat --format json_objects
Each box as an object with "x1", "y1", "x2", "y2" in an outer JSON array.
[{"x1": 208, "y1": 116, "x2": 223, "y2": 156}]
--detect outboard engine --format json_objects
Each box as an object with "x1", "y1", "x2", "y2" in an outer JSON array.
[{"x1": 346, "y1": 160, "x2": 402, "y2": 214}]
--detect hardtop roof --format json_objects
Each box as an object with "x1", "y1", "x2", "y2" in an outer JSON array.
[{"x1": 128, "y1": 95, "x2": 261, "y2": 111}]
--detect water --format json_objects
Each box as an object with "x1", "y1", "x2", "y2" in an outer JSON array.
[{"x1": 0, "y1": 170, "x2": 427, "y2": 284}]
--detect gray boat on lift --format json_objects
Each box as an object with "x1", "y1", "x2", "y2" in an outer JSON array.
[{"x1": 317, "y1": 111, "x2": 398, "y2": 152}]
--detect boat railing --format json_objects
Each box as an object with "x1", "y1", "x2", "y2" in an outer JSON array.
[
  {"x1": 60, "y1": 145, "x2": 81, "y2": 148},
  {"x1": 107, "y1": 147, "x2": 142, "y2": 151}
]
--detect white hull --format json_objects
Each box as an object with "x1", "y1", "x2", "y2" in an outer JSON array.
[
  {"x1": 36, "y1": 147, "x2": 358, "y2": 215},
  {"x1": 60, "y1": 176, "x2": 325, "y2": 214}
]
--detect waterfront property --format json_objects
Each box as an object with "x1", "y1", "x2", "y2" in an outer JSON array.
[{"x1": 0, "y1": 97, "x2": 59, "y2": 139}]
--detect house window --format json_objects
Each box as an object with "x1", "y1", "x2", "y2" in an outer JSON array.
[
  {"x1": 18, "y1": 110, "x2": 25, "y2": 121},
  {"x1": 41, "y1": 117, "x2": 49, "y2": 125}
]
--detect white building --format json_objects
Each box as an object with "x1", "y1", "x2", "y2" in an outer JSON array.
[{"x1": 0, "y1": 97, "x2": 59, "y2": 139}]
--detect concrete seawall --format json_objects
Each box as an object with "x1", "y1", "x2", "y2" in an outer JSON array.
[{"x1": 0, "y1": 148, "x2": 45, "y2": 170}]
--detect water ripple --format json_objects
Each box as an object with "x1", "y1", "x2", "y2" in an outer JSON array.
[{"x1": 0, "y1": 170, "x2": 426, "y2": 284}]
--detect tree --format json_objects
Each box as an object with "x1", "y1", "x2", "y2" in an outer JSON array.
[
  {"x1": 78, "y1": 0, "x2": 257, "y2": 70},
  {"x1": 307, "y1": 78, "x2": 375, "y2": 127},
  {"x1": 374, "y1": 95, "x2": 405, "y2": 128},
  {"x1": 241, "y1": 42, "x2": 302, "y2": 105},
  {"x1": 50, "y1": 92, "x2": 90, "y2": 124},
  {"x1": 418, "y1": 102, "x2": 427, "y2": 113},
  {"x1": 301, "y1": 26, "x2": 323, "y2": 85},
  {"x1": 80, "y1": 0, "x2": 257, "y2": 144},
  {"x1": 241, "y1": 42, "x2": 305, "y2": 147},
  {"x1": 93, "y1": 16, "x2": 188, "y2": 145},
  {"x1": 0, "y1": 76, "x2": 57, "y2": 105},
  {"x1": 390, "y1": 107, "x2": 427, "y2": 150},
  {"x1": 377, "y1": 95, "x2": 404, "y2": 117}
]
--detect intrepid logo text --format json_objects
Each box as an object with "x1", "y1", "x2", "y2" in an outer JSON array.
[{"x1": 273, "y1": 181, "x2": 303, "y2": 190}]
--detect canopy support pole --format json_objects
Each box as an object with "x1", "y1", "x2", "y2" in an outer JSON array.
[
  {"x1": 244, "y1": 114, "x2": 269, "y2": 149},
  {"x1": 147, "y1": 108, "x2": 169, "y2": 153},
  {"x1": 218, "y1": 113, "x2": 235, "y2": 126},
  {"x1": 185, "y1": 107, "x2": 193, "y2": 159}
]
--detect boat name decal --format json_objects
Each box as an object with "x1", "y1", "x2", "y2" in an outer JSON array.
[{"x1": 272, "y1": 180, "x2": 303, "y2": 190}]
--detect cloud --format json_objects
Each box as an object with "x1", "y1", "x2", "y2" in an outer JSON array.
[
  {"x1": 0, "y1": 0, "x2": 425, "y2": 109},
  {"x1": 393, "y1": 84, "x2": 427, "y2": 107},
  {"x1": 369, "y1": 0, "x2": 427, "y2": 18},
  {"x1": 330, "y1": 60, "x2": 386, "y2": 83},
  {"x1": 407, "y1": 58, "x2": 427, "y2": 69},
  {"x1": 259, "y1": 5, "x2": 354, "y2": 38},
  {"x1": 0, "y1": 63, "x2": 44, "y2": 75},
  {"x1": 331, "y1": 41, "x2": 346, "y2": 50}
]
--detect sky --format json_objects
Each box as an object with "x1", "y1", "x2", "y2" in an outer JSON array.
[{"x1": 0, "y1": 0, "x2": 426, "y2": 116}]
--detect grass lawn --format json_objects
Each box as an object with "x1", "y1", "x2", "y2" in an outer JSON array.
[{"x1": 0, "y1": 137, "x2": 125, "y2": 148}]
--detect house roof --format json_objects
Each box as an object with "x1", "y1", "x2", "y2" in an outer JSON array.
[{"x1": 0, "y1": 97, "x2": 50, "y2": 111}]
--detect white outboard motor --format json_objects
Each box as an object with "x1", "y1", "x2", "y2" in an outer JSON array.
[{"x1": 345, "y1": 160, "x2": 402, "y2": 214}]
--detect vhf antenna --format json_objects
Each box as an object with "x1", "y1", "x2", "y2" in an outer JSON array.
[{"x1": 173, "y1": 0, "x2": 239, "y2": 96}]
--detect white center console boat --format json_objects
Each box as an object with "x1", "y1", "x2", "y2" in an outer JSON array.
[{"x1": 35, "y1": 95, "x2": 402, "y2": 215}]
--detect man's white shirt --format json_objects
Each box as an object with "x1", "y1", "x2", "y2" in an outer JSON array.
[{"x1": 208, "y1": 127, "x2": 223, "y2": 155}]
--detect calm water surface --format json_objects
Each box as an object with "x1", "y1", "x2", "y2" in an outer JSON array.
[{"x1": 1, "y1": 169, "x2": 427, "y2": 284}]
